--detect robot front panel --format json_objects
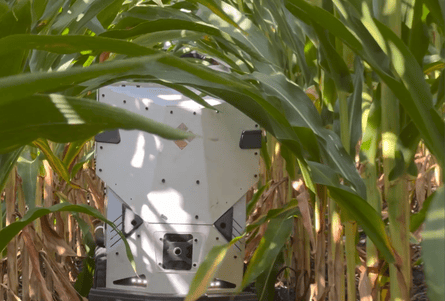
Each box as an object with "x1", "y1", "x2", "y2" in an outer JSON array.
[{"x1": 95, "y1": 82, "x2": 260, "y2": 296}]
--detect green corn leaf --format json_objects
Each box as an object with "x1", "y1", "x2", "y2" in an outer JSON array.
[
  {"x1": 0, "y1": 1, "x2": 9, "y2": 17},
  {"x1": 149, "y1": 81, "x2": 216, "y2": 110},
  {"x1": 0, "y1": 93, "x2": 193, "y2": 154},
  {"x1": 410, "y1": 190, "x2": 438, "y2": 233},
  {"x1": 347, "y1": 57, "x2": 363, "y2": 156},
  {"x1": 321, "y1": 74, "x2": 337, "y2": 111},
  {"x1": 70, "y1": 149, "x2": 94, "y2": 179},
  {"x1": 132, "y1": 30, "x2": 204, "y2": 49},
  {"x1": 246, "y1": 181, "x2": 271, "y2": 217},
  {"x1": 0, "y1": 34, "x2": 156, "y2": 57},
  {"x1": 408, "y1": 0, "x2": 430, "y2": 66},
  {"x1": 195, "y1": 1, "x2": 280, "y2": 67},
  {"x1": 32, "y1": 138, "x2": 72, "y2": 186},
  {"x1": 308, "y1": 161, "x2": 395, "y2": 263},
  {"x1": 241, "y1": 214, "x2": 295, "y2": 289},
  {"x1": 246, "y1": 199, "x2": 300, "y2": 233},
  {"x1": 388, "y1": 121, "x2": 421, "y2": 181},
  {"x1": 281, "y1": 143, "x2": 296, "y2": 180},
  {"x1": 250, "y1": 71, "x2": 366, "y2": 198},
  {"x1": 63, "y1": 138, "x2": 90, "y2": 169},
  {"x1": 0, "y1": 0, "x2": 32, "y2": 77},
  {"x1": 50, "y1": 0, "x2": 116, "y2": 34},
  {"x1": 360, "y1": 85, "x2": 381, "y2": 162},
  {"x1": 423, "y1": 0, "x2": 444, "y2": 34},
  {"x1": 422, "y1": 186, "x2": 445, "y2": 301},
  {"x1": 185, "y1": 235, "x2": 244, "y2": 301},
  {"x1": 0, "y1": 147, "x2": 24, "y2": 193},
  {"x1": 255, "y1": 250, "x2": 285, "y2": 301},
  {"x1": 100, "y1": 19, "x2": 224, "y2": 40},
  {"x1": 191, "y1": 0, "x2": 245, "y2": 33},
  {"x1": 0, "y1": 201, "x2": 137, "y2": 274},
  {"x1": 286, "y1": 0, "x2": 444, "y2": 168},
  {"x1": 17, "y1": 147, "x2": 41, "y2": 209},
  {"x1": 71, "y1": 208, "x2": 96, "y2": 296},
  {"x1": 313, "y1": 24, "x2": 353, "y2": 93}
]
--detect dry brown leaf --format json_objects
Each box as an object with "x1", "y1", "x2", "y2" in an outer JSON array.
[
  {"x1": 415, "y1": 155, "x2": 429, "y2": 206},
  {"x1": 43, "y1": 161, "x2": 54, "y2": 207},
  {"x1": 22, "y1": 228, "x2": 53, "y2": 301},
  {"x1": 0, "y1": 283, "x2": 21, "y2": 301},
  {"x1": 85, "y1": 170, "x2": 105, "y2": 212},
  {"x1": 358, "y1": 265, "x2": 373, "y2": 301},
  {"x1": 41, "y1": 215, "x2": 77, "y2": 257},
  {"x1": 41, "y1": 252, "x2": 81, "y2": 301},
  {"x1": 5, "y1": 168, "x2": 19, "y2": 298},
  {"x1": 295, "y1": 184, "x2": 315, "y2": 252},
  {"x1": 40, "y1": 254, "x2": 71, "y2": 300},
  {"x1": 260, "y1": 178, "x2": 288, "y2": 207}
]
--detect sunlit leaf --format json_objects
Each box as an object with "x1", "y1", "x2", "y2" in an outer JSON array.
[
  {"x1": 0, "y1": 93, "x2": 193, "y2": 154},
  {"x1": 33, "y1": 138, "x2": 72, "y2": 186},
  {"x1": 0, "y1": 34, "x2": 155, "y2": 56},
  {"x1": 422, "y1": 186, "x2": 445, "y2": 300}
]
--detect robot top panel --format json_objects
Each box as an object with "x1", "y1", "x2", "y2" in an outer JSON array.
[
  {"x1": 96, "y1": 82, "x2": 259, "y2": 225},
  {"x1": 101, "y1": 82, "x2": 223, "y2": 109}
]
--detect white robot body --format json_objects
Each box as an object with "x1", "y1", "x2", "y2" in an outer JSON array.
[{"x1": 91, "y1": 82, "x2": 261, "y2": 299}]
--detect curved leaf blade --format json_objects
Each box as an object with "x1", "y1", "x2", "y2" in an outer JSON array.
[
  {"x1": 185, "y1": 236, "x2": 244, "y2": 301},
  {"x1": 422, "y1": 186, "x2": 445, "y2": 301},
  {"x1": 241, "y1": 214, "x2": 295, "y2": 289},
  {"x1": 286, "y1": 0, "x2": 444, "y2": 168},
  {"x1": 308, "y1": 161, "x2": 395, "y2": 263},
  {"x1": 0, "y1": 147, "x2": 24, "y2": 193},
  {"x1": 0, "y1": 34, "x2": 155, "y2": 57},
  {"x1": 0, "y1": 94, "x2": 193, "y2": 153},
  {"x1": 0, "y1": 202, "x2": 137, "y2": 273}
]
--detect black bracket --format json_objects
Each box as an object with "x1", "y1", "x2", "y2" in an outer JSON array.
[
  {"x1": 95, "y1": 130, "x2": 121, "y2": 144},
  {"x1": 239, "y1": 130, "x2": 262, "y2": 149}
]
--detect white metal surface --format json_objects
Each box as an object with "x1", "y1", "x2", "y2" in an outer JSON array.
[{"x1": 96, "y1": 82, "x2": 259, "y2": 296}]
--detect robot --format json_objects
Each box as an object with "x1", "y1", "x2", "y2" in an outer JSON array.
[{"x1": 88, "y1": 81, "x2": 262, "y2": 300}]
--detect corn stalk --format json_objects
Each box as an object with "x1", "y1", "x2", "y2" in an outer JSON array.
[{"x1": 377, "y1": 1, "x2": 411, "y2": 299}]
